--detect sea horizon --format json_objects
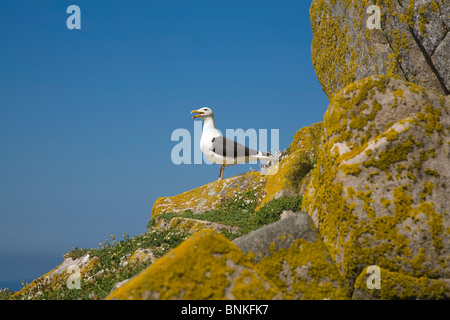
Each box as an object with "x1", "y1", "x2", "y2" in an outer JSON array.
[{"x1": 0, "y1": 280, "x2": 29, "y2": 293}]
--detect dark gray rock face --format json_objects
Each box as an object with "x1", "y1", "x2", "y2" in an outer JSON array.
[
  {"x1": 233, "y1": 212, "x2": 318, "y2": 262},
  {"x1": 233, "y1": 212, "x2": 349, "y2": 299},
  {"x1": 233, "y1": 212, "x2": 349, "y2": 300}
]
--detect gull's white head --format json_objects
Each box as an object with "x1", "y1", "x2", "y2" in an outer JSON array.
[{"x1": 191, "y1": 107, "x2": 214, "y2": 120}]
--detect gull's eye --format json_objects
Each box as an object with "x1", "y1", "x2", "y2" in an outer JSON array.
[{"x1": 203, "y1": 109, "x2": 208, "y2": 111}]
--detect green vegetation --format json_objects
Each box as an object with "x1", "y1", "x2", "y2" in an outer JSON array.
[
  {"x1": 3, "y1": 189, "x2": 302, "y2": 300},
  {"x1": 150, "y1": 194, "x2": 303, "y2": 240},
  {"x1": 106, "y1": 229, "x2": 281, "y2": 300},
  {"x1": 0, "y1": 289, "x2": 14, "y2": 300},
  {"x1": 67, "y1": 229, "x2": 190, "y2": 262},
  {"x1": 4, "y1": 228, "x2": 190, "y2": 300}
]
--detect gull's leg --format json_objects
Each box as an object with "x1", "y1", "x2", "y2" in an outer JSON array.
[{"x1": 218, "y1": 165, "x2": 225, "y2": 181}]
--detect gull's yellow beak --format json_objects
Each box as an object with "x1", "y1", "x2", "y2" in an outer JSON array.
[{"x1": 191, "y1": 109, "x2": 204, "y2": 119}]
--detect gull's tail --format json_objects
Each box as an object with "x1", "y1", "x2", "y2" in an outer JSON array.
[
  {"x1": 255, "y1": 150, "x2": 285, "y2": 176},
  {"x1": 254, "y1": 151, "x2": 282, "y2": 164}
]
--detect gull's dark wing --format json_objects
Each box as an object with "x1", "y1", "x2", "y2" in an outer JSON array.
[{"x1": 211, "y1": 136, "x2": 259, "y2": 158}]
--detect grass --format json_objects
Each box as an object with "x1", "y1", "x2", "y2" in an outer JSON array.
[
  {"x1": 3, "y1": 188, "x2": 302, "y2": 300},
  {"x1": 4, "y1": 228, "x2": 190, "y2": 300},
  {"x1": 150, "y1": 193, "x2": 303, "y2": 240}
]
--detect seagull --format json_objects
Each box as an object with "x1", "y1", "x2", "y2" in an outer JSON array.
[{"x1": 191, "y1": 107, "x2": 276, "y2": 180}]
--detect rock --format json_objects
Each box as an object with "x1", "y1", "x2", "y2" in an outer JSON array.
[
  {"x1": 151, "y1": 172, "x2": 265, "y2": 217},
  {"x1": 109, "y1": 279, "x2": 131, "y2": 294},
  {"x1": 13, "y1": 254, "x2": 99, "y2": 298},
  {"x1": 310, "y1": 0, "x2": 450, "y2": 98},
  {"x1": 434, "y1": 33, "x2": 450, "y2": 89},
  {"x1": 156, "y1": 216, "x2": 239, "y2": 234},
  {"x1": 233, "y1": 212, "x2": 349, "y2": 299},
  {"x1": 128, "y1": 248, "x2": 156, "y2": 265},
  {"x1": 280, "y1": 210, "x2": 296, "y2": 220},
  {"x1": 257, "y1": 122, "x2": 323, "y2": 210},
  {"x1": 151, "y1": 123, "x2": 323, "y2": 219},
  {"x1": 106, "y1": 229, "x2": 281, "y2": 300},
  {"x1": 233, "y1": 212, "x2": 317, "y2": 262},
  {"x1": 352, "y1": 266, "x2": 450, "y2": 300},
  {"x1": 112, "y1": 249, "x2": 156, "y2": 293},
  {"x1": 151, "y1": 123, "x2": 322, "y2": 219},
  {"x1": 302, "y1": 75, "x2": 450, "y2": 296}
]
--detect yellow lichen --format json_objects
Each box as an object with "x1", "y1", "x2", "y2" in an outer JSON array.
[
  {"x1": 380, "y1": 198, "x2": 392, "y2": 209},
  {"x1": 340, "y1": 163, "x2": 361, "y2": 176},
  {"x1": 106, "y1": 229, "x2": 280, "y2": 300},
  {"x1": 253, "y1": 238, "x2": 349, "y2": 300},
  {"x1": 302, "y1": 75, "x2": 449, "y2": 290},
  {"x1": 257, "y1": 122, "x2": 323, "y2": 210},
  {"x1": 354, "y1": 266, "x2": 449, "y2": 299},
  {"x1": 151, "y1": 172, "x2": 264, "y2": 218}
]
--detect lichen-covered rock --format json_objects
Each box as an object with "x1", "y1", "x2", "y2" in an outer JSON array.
[
  {"x1": 127, "y1": 248, "x2": 156, "y2": 265},
  {"x1": 112, "y1": 249, "x2": 157, "y2": 293},
  {"x1": 311, "y1": 0, "x2": 450, "y2": 98},
  {"x1": 234, "y1": 212, "x2": 349, "y2": 299},
  {"x1": 13, "y1": 254, "x2": 99, "y2": 298},
  {"x1": 302, "y1": 75, "x2": 450, "y2": 297},
  {"x1": 151, "y1": 172, "x2": 265, "y2": 217},
  {"x1": 106, "y1": 229, "x2": 281, "y2": 300},
  {"x1": 152, "y1": 123, "x2": 323, "y2": 217},
  {"x1": 156, "y1": 216, "x2": 239, "y2": 234},
  {"x1": 257, "y1": 122, "x2": 323, "y2": 210},
  {"x1": 352, "y1": 266, "x2": 450, "y2": 300}
]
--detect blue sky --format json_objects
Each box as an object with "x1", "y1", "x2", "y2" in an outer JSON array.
[{"x1": 0, "y1": 0, "x2": 328, "y2": 289}]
